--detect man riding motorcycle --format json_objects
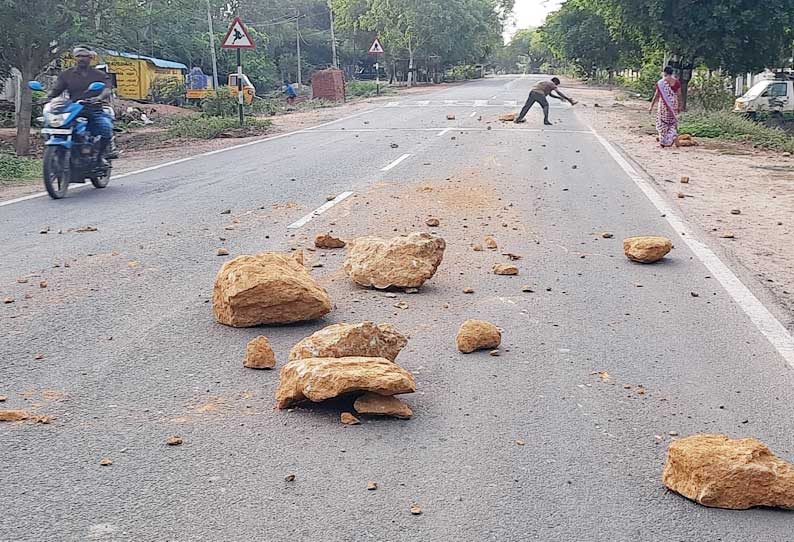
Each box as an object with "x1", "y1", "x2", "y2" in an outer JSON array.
[{"x1": 46, "y1": 46, "x2": 114, "y2": 166}]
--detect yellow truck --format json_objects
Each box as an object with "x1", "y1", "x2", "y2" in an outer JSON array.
[{"x1": 185, "y1": 67, "x2": 256, "y2": 105}]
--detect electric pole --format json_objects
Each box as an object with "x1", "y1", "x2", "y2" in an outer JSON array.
[
  {"x1": 206, "y1": 0, "x2": 220, "y2": 90},
  {"x1": 296, "y1": 13, "x2": 302, "y2": 87},
  {"x1": 329, "y1": 1, "x2": 338, "y2": 69}
]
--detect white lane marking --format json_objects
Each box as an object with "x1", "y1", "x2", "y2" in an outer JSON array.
[
  {"x1": 381, "y1": 153, "x2": 412, "y2": 172},
  {"x1": 469, "y1": 111, "x2": 477, "y2": 118},
  {"x1": 310, "y1": 127, "x2": 593, "y2": 135},
  {"x1": 474, "y1": 100, "x2": 487, "y2": 107},
  {"x1": 0, "y1": 108, "x2": 377, "y2": 209},
  {"x1": 386, "y1": 101, "x2": 399, "y2": 107},
  {"x1": 417, "y1": 100, "x2": 430, "y2": 106},
  {"x1": 287, "y1": 191, "x2": 354, "y2": 229},
  {"x1": 504, "y1": 100, "x2": 518, "y2": 106},
  {"x1": 590, "y1": 127, "x2": 794, "y2": 367},
  {"x1": 437, "y1": 128, "x2": 452, "y2": 137},
  {"x1": 490, "y1": 94, "x2": 498, "y2": 99}
]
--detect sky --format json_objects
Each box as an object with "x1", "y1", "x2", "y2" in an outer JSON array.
[{"x1": 504, "y1": 0, "x2": 563, "y2": 41}]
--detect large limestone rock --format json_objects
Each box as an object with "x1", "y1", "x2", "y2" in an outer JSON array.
[
  {"x1": 354, "y1": 392, "x2": 413, "y2": 419},
  {"x1": 456, "y1": 320, "x2": 501, "y2": 353},
  {"x1": 623, "y1": 236, "x2": 673, "y2": 263},
  {"x1": 344, "y1": 232, "x2": 446, "y2": 289},
  {"x1": 276, "y1": 356, "x2": 416, "y2": 409},
  {"x1": 244, "y1": 336, "x2": 276, "y2": 369},
  {"x1": 663, "y1": 434, "x2": 794, "y2": 510},
  {"x1": 213, "y1": 251, "x2": 331, "y2": 327},
  {"x1": 289, "y1": 322, "x2": 407, "y2": 362}
]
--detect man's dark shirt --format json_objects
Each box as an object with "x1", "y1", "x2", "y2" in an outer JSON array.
[{"x1": 50, "y1": 66, "x2": 111, "y2": 101}]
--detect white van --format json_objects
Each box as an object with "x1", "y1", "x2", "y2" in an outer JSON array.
[{"x1": 734, "y1": 77, "x2": 793, "y2": 115}]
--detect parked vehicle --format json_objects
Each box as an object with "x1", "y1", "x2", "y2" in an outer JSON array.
[
  {"x1": 734, "y1": 74, "x2": 793, "y2": 116},
  {"x1": 185, "y1": 67, "x2": 256, "y2": 105},
  {"x1": 28, "y1": 80, "x2": 113, "y2": 199}
]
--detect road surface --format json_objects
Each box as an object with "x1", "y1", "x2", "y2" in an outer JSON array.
[{"x1": 2, "y1": 76, "x2": 794, "y2": 541}]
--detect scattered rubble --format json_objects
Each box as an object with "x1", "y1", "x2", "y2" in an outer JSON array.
[
  {"x1": 212, "y1": 251, "x2": 331, "y2": 327},
  {"x1": 344, "y1": 232, "x2": 446, "y2": 290},
  {"x1": 410, "y1": 504, "x2": 423, "y2": 515},
  {"x1": 499, "y1": 113, "x2": 517, "y2": 122},
  {"x1": 244, "y1": 336, "x2": 277, "y2": 369},
  {"x1": 493, "y1": 263, "x2": 519, "y2": 276},
  {"x1": 663, "y1": 434, "x2": 794, "y2": 510},
  {"x1": 275, "y1": 357, "x2": 416, "y2": 409},
  {"x1": 341, "y1": 412, "x2": 361, "y2": 425},
  {"x1": 446, "y1": 114, "x2": 456, "y2": 120},
  {"x1": 623, "y1": 236, "x2": 673, "y2": 263},
  {"x1": 100, "y1": 458, "x2": 113, "y2": 466},
  {"x1": 680, "y1": 176, "x2": 690, "y2": 184},
  {"x1": 0, "y1": 410, "x2": 30, "y2": 422},
  {"x1": 315, "y1": 233, "x2": 346, "y2": 249},
  {"x1": 166, "y1": 436, "x2": 183, "y2": 446},
  {"x1": 425, "y1": 217, "x2": 440, "y2": 227},
  {"x1": 456, "y1": 320, "x2": 501, "y2": 353},
  {"x1": 367, "y1": 481, "x2": 378, "y2": 490},
  {"x1": 216, "y1": 248, "x2": 229, "y2": 256},
  {"x1": 354, "y1": 392, "x2": 413, "y2": 419},
  {"x1": 288, "y1": 322, "x2": 407, "y2": 362},
  {"x1": 3, "y1": 296, "x2": 13, "y2": 304},
  {"x1": 484, "y1": 236, "x2": 498, "y2": 250}
]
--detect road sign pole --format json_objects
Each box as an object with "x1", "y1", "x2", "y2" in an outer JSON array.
[
  {"x1": 376, "y1": 62, "x2": 380, "y2": 96},
  {"x1": 237, "y1": 48, "x2": 244, "y2": 127}
]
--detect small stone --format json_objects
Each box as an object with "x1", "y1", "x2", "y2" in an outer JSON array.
[
  {"x1": 244, "y1": 336, "x2": 276, "y2": 369},
  {"x1": 669, "y1": 431, "x2": 679, "y2": 436},
  {"x1": 623, "y1": 236, "x2": 673, "y2": 263},
  {"x1": 315, "y1": 234, "x2": 346, "y2": 249},
  {"x1": 493, "y1": 263, "x2": 519, "y2": 276},
  {"x1": 457, "y1": 320, "x2": 501, "y2": 353},
  {"x1": 3, "y1": 296, "x2": 13, "y2": 304},
  {"x1": 326, "y1": 195, "x2": 336, "y2": 201},
  {"x1": 425, "y1": 217, "x2": 440, "y2": 227},
  {"x1": 680, "y1": 176, "x2": 690, "y2": 184},
  {"x1": 484, "y1": 236, "x2": 498, "y2": 250},
  {"x1": 34, "y1": 353, "x2": 44, "y2": 360},
  {"x1": 515, "y1": 439, "x2": 526, "y2": 446},
  {"x1": 39, "y1": 280, "x2": 48, "y2": 288},
  {"x1": 394, "y1": 301, "x2": 409, "y2": 310},
  {"x1": 166, "y1": 436, "x2": 183, "y2": 446},
  {"x1": 677, "y1": 192, "x2": 686, "y2": 199},
  {"x1": 719, "y1": 232, "x2": 735, "y2": 239},
  {"x1": 216, "y1": 248, "x2": 229, "y2": 256},
  {"x1": 602, "y1": 232, "x2": 614, "y2": 239},
  {"x1": 341, "y1": 412, "x2": 361, "y2": 425},
  {"x1": 367, "y1": 481, "x2": 378, "y2": 490},
  {"x1": 220, "y1": 209, "x2": 231, "y2": 215},
  {"x1": 354, "y1": 392, "x2": 413, "y2": 419},
  {"x1": 572, "y1": 165, "x2": 578, "y2": 169},
  {"x1": 0, "y1": 396, "x2": 5, "y2": 402},
  {"x1": 285, "y1": 474, "x2": 296, "y2": 482},
  {"x1": 410, "y1": 503, "x2": 423, "y2": 515},
  {"x1": 100, "y1": 458, "x2": 113, "y2": 466},
  {"x1": 521, "y1": 285, "x2": 534, "y2": 293},
  {"x1": 0, "y1": 409, "x2": 29, "y2": 422},
  {"x1": 446, "y1": 114, "x2": 456, "y2": 120},
  {"x1": 390, "y1": 143, "x2": 399, "y2": 149},
  {"x1": 472, "y1": 244, "x2": 483, "y2": 252},
  {"x1": 731, "y1": 209, "x2": 741, "y2": 215},
  {"x1": 503, "y1": 253, "x2": 522, "y2": 261},
  {"x1": 463, "y1": 287, "x2": 474, "y2": 294},
  {"x1": 16, "y1": 278, "x2": 28, "y2": 284},
  {"x1": 690, "y1": 292, "x2": 700, "y2": 297},
  {"x1": 489, "y1": 350, "x2": 500, "y2": 357}
]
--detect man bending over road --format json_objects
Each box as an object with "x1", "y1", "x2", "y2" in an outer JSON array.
[{"x1": 514, "y1": 77, "x2": 577, "y2": 125}]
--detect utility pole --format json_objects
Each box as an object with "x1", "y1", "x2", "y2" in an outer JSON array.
[
  {"x1": 206, "y1": 0, "x2": 220, "y2": 90},
  {"x1": 328, "y1": 1, "x2": 338, "y2": 69},
  {"x1": 296, "y1": 13, "x2": 302, "y2": 87}
]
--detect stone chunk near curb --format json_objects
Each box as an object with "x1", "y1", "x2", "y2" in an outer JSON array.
[
  {"x1": 354, "y1": 392, "x2": 413, "y2": 419},
  {"x1": 456, "y1": 320, "x2": 501, "y2": 353},
  {"x1": 315, "y1": 234, "x2": 346, "y2": 249},
  {"x1": 493, "y1": 263, "x2": 519, "y2": 275},
  {"x1": 244, "y1": 336, "x2": 276, "y2": 369},
  {"x1": 623, "y1": 236, "x2": 672, "y2": 263},
  {"x1": 663, "y1": 433, "x2": 794, "y2": 510}
]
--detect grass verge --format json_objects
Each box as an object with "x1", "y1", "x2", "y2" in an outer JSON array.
[
  {"x1": 0, "y1": 153, "x2": 42, "y2": 185},
  {"x1": 166, "y1": 116, "x2": 272, "y2": 139},
  {"x1": 679, "y1": 112, "x2": 794, "y2": 153},
  {"x1": 346, "y1": 81, "x2": 395, "y2": 98}
]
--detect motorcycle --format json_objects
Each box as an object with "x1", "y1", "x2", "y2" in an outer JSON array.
[{"x1": 28, "y1": 80, "x2": 113, "y2": 199}]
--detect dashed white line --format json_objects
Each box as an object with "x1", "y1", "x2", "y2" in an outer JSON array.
[
  {"x1": 437, "y1": 128, "x2": 452, "y2": 137},
  {"x1": 287, "y1": 191, "x2": 354, "y2": 229},
  {"x1": 469, "y1": 111, "x2": 477, "y2": 118},
  {"x1": 417, "y1": 100, "x2": 430, "y2": 106},
  {"x1": 590, "y1": 126, "x2": 794, "y2": 368},
  {"x1": 474, "y1": 100, "x2": 488, "y2": 107},
  {"x1": 381, "y1": 153, "x2": 412, "y2": 172}
]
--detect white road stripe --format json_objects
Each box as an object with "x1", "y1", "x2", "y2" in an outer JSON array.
[
  {"x1": 309, "y1": 127, "x2": 593, "y2": 134},
  {"x1": 437, "y1": 128, "x2": 452, "y2": 137},
  {"x1": 469, "y1": 111, "x2": 477, "y2": 118},
  {"x1": 474, "y1": 100, "x2": 488, "y2": 107},
  {"x1": 590, "y1": 126, "x2": 794, "y2": 367},
  {"x1": 0, "y1": 108, "x2": 377, "y2": 209},
  {"x1": 504, "y1": 100, "x2": 518, "y2": 106},
  {"x1": 287, "y1": 191, "x2": 354, "y2": 229},
  {"x1": 386, "y1": 101, "x2": 399, "y2": 107},
  {"x1": 381, "y1": 153, "x2": 412, "y2": 171},
  {"x1": 417, "y1": 100, "x2": 430, "y2": 106}
]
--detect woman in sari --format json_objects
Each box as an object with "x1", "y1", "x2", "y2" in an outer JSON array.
[{"x1": 649, "y1": 67, "x2": 680, "y2": 147}]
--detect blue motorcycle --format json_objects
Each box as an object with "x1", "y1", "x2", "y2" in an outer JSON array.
[{"x1": 28, "y1": 81, "x2": 113, "y2": 199}]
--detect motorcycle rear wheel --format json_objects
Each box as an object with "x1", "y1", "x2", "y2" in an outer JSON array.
[
  {"x1": 42, "y1": 146, "x2": 70, "y2": 199},
  {"x1": 90, "y1": 165, "x2": 111, "y2": 188}
]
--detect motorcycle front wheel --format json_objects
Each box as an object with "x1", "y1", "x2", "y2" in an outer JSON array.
[{"x1": 42, "y1": 146, "x2": 70, "y2": 199}]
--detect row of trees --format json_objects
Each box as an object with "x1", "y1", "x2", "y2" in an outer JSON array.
[{"x1": 2, "y1": 0, "x2": 514, "y2": 155}]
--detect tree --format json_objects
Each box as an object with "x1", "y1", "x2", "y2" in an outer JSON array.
[{"x1": 496, "y1": 28, "x2": 552, "y2": 74}]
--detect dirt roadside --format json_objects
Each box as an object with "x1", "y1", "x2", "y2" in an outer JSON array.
[
  {"x1": 0, "y1": 84, "x2": 453, "y2": 202},
  {"x1": 566, "y1": 79, "x2": 794, "y2": 321}
]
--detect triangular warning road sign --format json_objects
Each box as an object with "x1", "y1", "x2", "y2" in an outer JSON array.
[
  {"x1": 222, "y1": 17, "x2": 255, "y2": 49},
  {"x1": 368, "y1": 38, "x2": 385, "y2": 55}
]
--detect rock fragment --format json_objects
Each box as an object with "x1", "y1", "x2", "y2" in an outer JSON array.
[
  {"x1": 680, "y1": 176, "x2": 690, "y2": 184},
  {"x1": 275, "y1": 356, "x2": 416, "y2": 409},
  {"x1": 446, "y1": 114, "x2": 456, "y2": 120},
  {"x1": 410, "y1": 504, "x2": 423, "y2": 515},
  {"x1": 3, "y1": 296, "x2": 13, "y2": 304},
  {"x1": 212, "y1": 251, "x2": 331, "y2": 327},
  {"x1": 456, "y1": 320, "x2": 501, "y2": 353},
  {"x1": 425, "y1": 217, "x2": 440, "y2": 227},
  {"x1": 344, "y1": 233, "x2": 445, "y2": 290},
  {"x1": 0, "y1": 410, "x2": 29, "y2": 422},
  {"x1": 216, "y1": 248, "x2": 229, "y2": 256},
  {"x1": 166, "y1": 436, "x2": 183, "y2": 446},
  {"x1": 367, "y1": 481, "x2": 378, "y2": 490},
  {"x1": 341, "y1": 412, "x2": 360, "y2": 425},
  {"x1": 244, "y1": 336, "x2": 277, "y2": 369},
  {"x1": 493, "y1": 263, "x2": 519, "y2": 275},
  {"x1": 354, "y1": 392, "x2": 413, "y2": 419},
  {"x1": 731, "y1": 209, "x2": 741, "y2": 215},
  {"x1": 623, "y1": 236, "x2": 672, "y2": 263},
  {"x1": 289, "y1": 322, "x2": 408, "y2": 362},
  {"x1": 484, "y1": 236, "x2": 498, "y2": 250},
  {"x1": 499, "y1": 113, "x2": 517, "y2": 122},
  {"x1": 100, "y1": 458, "x2": 113, "y2": 466},
  {"x1": 315, "y1": 234, "x2": 346, "y2": 249},
  {"x1": 663, "y1": 434, "x2": 794, "y2": 510}
]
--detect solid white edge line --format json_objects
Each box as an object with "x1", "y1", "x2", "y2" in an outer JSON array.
[
  {"x1": 0, "y1": 108, "x2": 377, "y2": 209},
  {"x1": 381, "y1": 153, "x2": 412, "y2": 172},
  {"x1": 590, "y1": 126, "x2": 794, "y2": 367},
  {"x1": 287, "y1": 191, "x2": 354, "y2": 230}
]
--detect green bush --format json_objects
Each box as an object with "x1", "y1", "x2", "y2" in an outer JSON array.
[
  {"x1": 689, "y1": 70, "x2": 733, "y2": 112},
  {"x1": 151, "y1": 76, "x2": 186, "y2": 105},
  {"x1": 0, "y1": 153, "x2": 42, "y2": 183},
  {"x1": 679, "y1": 111, "x2": 794, "y2": 153},
  {"x1": 165, "y1": 115, "x2": 271, "y2": 139},
  {"x1": 346, "y1": 81, "x2": 392, "y2": 97},
  {"x1": 200, "y1": 88, "x2": 239, "y2": 117}
]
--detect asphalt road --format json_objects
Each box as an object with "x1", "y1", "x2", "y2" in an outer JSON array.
[{"x1": 2, "y1": 76, "x2": 794, "y2": 541}]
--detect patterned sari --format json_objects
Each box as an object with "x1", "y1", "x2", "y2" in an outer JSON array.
[{"x1": 655, "y1": 78, "x2": 678, "y2": 147}]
